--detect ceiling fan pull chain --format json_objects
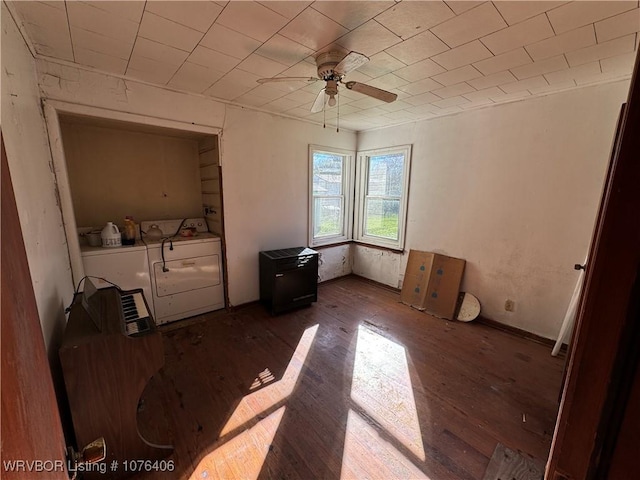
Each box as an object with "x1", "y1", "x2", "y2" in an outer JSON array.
[
  {"x1": 337, "y1": 92, "x2": 340, "y2": 133},
  {"x1": 323, "y1": 100, "x2": 326, "y2": 129}
]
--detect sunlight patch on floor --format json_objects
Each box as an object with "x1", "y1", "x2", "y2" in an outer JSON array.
[
  {"x1": 341, "y1": 409, "x2": 430, "y2": 480},
  {"x1": 220, "y1": 324, "x2": 319, "y2": 436},
  {"x1": 188, "y1": 406, "x2": 285, "y2": 480},
  {"x1": 350, "y1": 324, "x2": 425, "y2": 461}
]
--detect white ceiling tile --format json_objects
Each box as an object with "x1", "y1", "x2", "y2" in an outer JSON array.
[
  {"x1": 432, "y1": 65, "x2": 482, "y2": 86},
  {"x1": 236, "y1": 54, "x2": 289, "y2": 78},
  {"x1": 336, "y1": 20, "x2": 402, "y2": 57},
  {"x1": 86, "y1": 1, "x2": 145, "y2": 22},
  {"x1": 489, "y1": 90, "x2": 531, "y2": 102},
  {"x1": 383, "y1": 109, "x2": 426, "y2": 122},
  {"x1": 526, "y1": 25, "x2": 596, "y2": 61},
  {"x1": 280, "y1": 60, "x2": 319, "y2": 79},
  {"x1": 510, "y1": 55, "x2": 568, "y2": 80},
  {"x1": 481, "y1": 14, "x2": 554, "y2": 55},
  {"x1": 493, "y1": 1, "x2": 566, "y2": 26},
  {"x1": 445, "y1": 1, "x2": 484, "y2": 15},
  {"x1": 312, "y1": 1, "x2": 394, "y2": 30},
  {"x1": 74, "y1": 47, "x2": 128, "y2": 74},
  {"x1": 263, "y1": 97, "x2": 303, "y2": 113},
  {"x1": 126, "y1": 57, "x2": 181, "y2": 85},
  {"x1": 206, "y1": 69, "x2": 263, "y2": 99},
  {"x1": 138, "y1": 12, "x2": 203, "y2": 52},
  {"x1": 394, "y1": 58, "x2": 446, "y2": 82},
  {"x1": 459, "y1": 98, "x2": 495, "y2": 110},
  {"x1": 375, "y1": 1, "x2": 454, "y2": 39},
  {"x1": 432, "y1": 82, "x2": 475, "y2": 99},
  {"x1": 258, "y1": 1, "x2": 312, "y2": 20},
  {"x1": 405, "y1": 102, "x2": 442, "y2": 115},
  {"x1": 131, "y1": 37, "x2": 189, "y2": 66},
  {"x1": 528, "y1": 78, "x2": 576, "y2": 95},
  {"x1": 544, "y1": 61, "x2": 601, "y2": 84},
  {"x1": 378, "y1": 99, "x2": 414, "y2": 112},
  {"x1": 462, "y1": 86, "x2": 504, "y2": 102},
  {"x1": 565, "y1": 34, "x2": 636, "y2": 67},
  {"x1": 468, "y1": 70, "x2": 518, "y2": 89},
  {"x1": 595, "y1": 8, "x2": 640, "y2": 43},
  {"x1": 39, "y1": 1, "x2": 66, "y2": 11},
  {"x1": 188, "y1": 46, "x2": 240, "y2": 74},
  {"x1": 12, "y1": 1, "x2": 73, "y2": 59},
  {"x1": 279, "y1": 7, "x2": 349, "y2": 50},
  {"x1": 547, "y1": 1, "x2": 637, "y2": 35},
  {"x1": 574, "y1": 69, "x2": 631, "y2": 85},
  {"x1": 348, "y1": 95, "x2": 387, "y2": 109},
  {"x1": 431, "y1": 40, "x2": 493, "y2": 70},
  {"x1": 199, "y1": 24, "x2": 261, "y2": 60},
  {"x1": 403, "y1": 91, "x2": 442, "y2": 106},
  {"x1": 247, "y1": 84, "x2": 290, "y2": 101},
  {"x1": 600, "y1": 52, "x2": 637, "y2": 75},
  {"x1": 255, "y1": 35, "x2": 315, "y2": 67},
  {"x1": 472, "y1": 47, "x2": 532, "y2": 75},
  {"x1": 357, "y1": 51, "x2": 408, "y2": 78},
  {"x1": 430, "y1": 2, "x2": 507, "y2": 48},
  {"x1": 232, "y1": 92, "x2": 273, "y2": 107},
  {"x1": 67, "y1": 2, "x2": 139, "y2": 44},
  {"x1": 367, "y1": 73, "x2": 409, "y2": 90},
  {"x1": 499, "y1": 75, "x2": 549, "y2": 94},
  {"x1": 385, "y1": 31, "x2": 449, "y2": 64},
  {"x1": 216, "y1": 1, "x2": 289, "y2": 42},
  {"x1": 168, "y1": 62, "x2": 224, "y2": 93},
  {"x1": 144, "y1": 1, "x2": 222, "y2": 33},
  {"x1": 398, "y1": 77, "x2": 443, "y2": 95},
  {"x1": 432, "y1": 96, "x2": 470, "y2": 108},
  {"x1": 283, "y1": 89, "x2": 320, "y2": 105},
  {"x1": 70, "y1": 27, "x2": 133, "y2": 60}
]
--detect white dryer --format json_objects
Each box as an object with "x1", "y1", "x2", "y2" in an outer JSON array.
[{"x1": 141, "y1": 218, "x2": 225, "y2": 325}]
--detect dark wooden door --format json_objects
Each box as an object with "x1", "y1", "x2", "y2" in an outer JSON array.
[
  {"x1": 1, "y1": 134, "x2": 68, "y2": 479},
  {"x1": 546, "y1": 49, "x2": 640, "y2": 479}
]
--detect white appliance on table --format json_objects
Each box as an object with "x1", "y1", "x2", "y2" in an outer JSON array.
[
  {"x1": 140, "y1": 218, "x2": 224, "y2": 325},
  {"x1": 80, "y1": 243, "x2": 155, "y2": 318}
]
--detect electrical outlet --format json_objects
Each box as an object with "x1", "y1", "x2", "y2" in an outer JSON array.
[{"x1": 505, "y1": 299, "x2": 515, "y2": 312}]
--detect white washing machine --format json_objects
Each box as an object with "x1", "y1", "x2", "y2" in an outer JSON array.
[
  {"x1": 140, "y1": 218, "x2": 225, "y2": 325},
  {"x1": 80, "y1": 244, "x2": 155, "y2": 318}
]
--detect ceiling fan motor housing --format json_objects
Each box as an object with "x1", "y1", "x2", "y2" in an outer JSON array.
[{"x1": 316, "y1": 52, "x2": 344, "y2": 80}]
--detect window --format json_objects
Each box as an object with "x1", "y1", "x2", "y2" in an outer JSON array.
[
  {"x1": 355, "y1": 145, "x2": 411, "y2": 249},
  {"x1": 309, "y1": 146, "x2": 354, "y2": 247}
]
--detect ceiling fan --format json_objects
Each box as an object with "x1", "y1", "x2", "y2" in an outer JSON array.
[{"x1": 257, "y1": 51, "x2": 398, "y2": 113}]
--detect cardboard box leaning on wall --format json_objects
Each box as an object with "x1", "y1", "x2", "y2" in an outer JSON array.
[{"x1": 400, "y1": 250, "x2": 466, "y2": 320}]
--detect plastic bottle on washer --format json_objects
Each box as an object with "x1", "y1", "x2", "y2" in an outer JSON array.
[{"x1": 122, "y1": 216, "x2": 137, "y2": 246}]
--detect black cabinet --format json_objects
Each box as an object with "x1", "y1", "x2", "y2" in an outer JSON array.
[{"x1": 259, "y1": 247, "x2": 318, "y2": 314}]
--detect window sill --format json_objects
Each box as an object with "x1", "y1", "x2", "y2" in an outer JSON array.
[{"x1": 311, "y1": 240, "x2": 404, "y2": 254}]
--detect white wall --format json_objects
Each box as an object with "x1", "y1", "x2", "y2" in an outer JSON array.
[
  {"x1": 34, "y1": 56, "x2": 357, "y2": 310},
  {"x1": 221, "y1": 106, "x2": 355, "y2": 305},
  {"x1": 1, "y1": 5, "x2": 74, "y2": 351},
  {"x1": 356, "y1": 81, "x2": 629, "y2": 339}
]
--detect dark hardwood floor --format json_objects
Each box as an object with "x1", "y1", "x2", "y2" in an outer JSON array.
[{"x1": 137, "y1": 276, "x2": 564, "y2": 480}]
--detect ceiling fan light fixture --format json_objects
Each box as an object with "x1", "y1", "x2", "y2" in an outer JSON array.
[{"x1": 328, "y1": 95, "x2": 337, "y2": 107}]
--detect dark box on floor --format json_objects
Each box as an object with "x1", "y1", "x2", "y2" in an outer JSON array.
[{"x1": 400, "y1": 250, "x2": 466, "y2": 320}]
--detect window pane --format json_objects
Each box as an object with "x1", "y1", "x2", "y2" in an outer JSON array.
[
  {"x1": 364, "y1": 198, "x2": 400, "y2": 240},
  {"x1": 367, "y1": 154, "x2": 404, "y2": 197},
  {"x1": 313, "y1": 153, "x2": 343, "y2": 196},
  {"x1": 314, "y1": 197, "x2": 343, "y2": 237}
]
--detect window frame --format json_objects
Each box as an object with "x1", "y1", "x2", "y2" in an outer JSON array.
[
  {"x1": 308, "y1": 145, "x2": 355, "y2": 247},
  {"x1": 354, "y1": 145, "x2": 412, "y2": 250}
]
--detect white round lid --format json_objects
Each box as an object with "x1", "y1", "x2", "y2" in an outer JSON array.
[{"x1": 457, "y1": 293, "x2": 481, "y2": 322}]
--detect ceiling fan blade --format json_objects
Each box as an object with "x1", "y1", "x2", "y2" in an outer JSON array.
[
  {"x1": 344, "y1": 81, "x2": 397, "y2": 103},
  {"x1": 257, "y1": 77, "x2": 319, "y2": 84},
  {"x1": 334, "y1": 51, "x2": 369, "y2": 76},
  {"x1": 310, "y1": 89, "x2": 327, "y2": 113}
]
